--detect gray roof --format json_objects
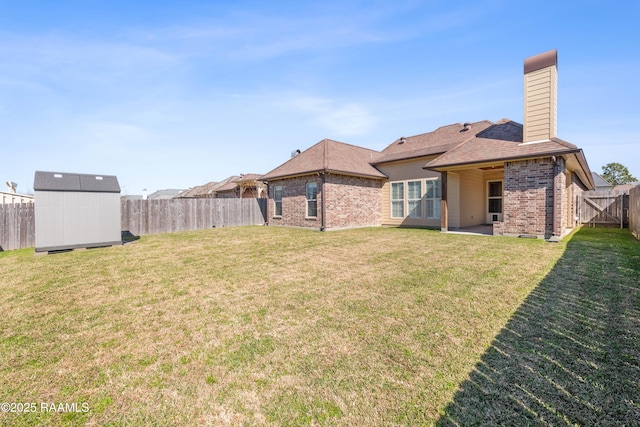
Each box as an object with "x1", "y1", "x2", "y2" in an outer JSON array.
[
  {"x1": 34, "y1": 171, "x2": 121, "y2": 193},
  {"x1": 148, "y1": 189, "x2": 183, "y2": 199},
  {"x1": 591, "y1": 172, "x2": 613, "y2": 188}
]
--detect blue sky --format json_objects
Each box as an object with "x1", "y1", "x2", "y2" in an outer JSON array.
[{"x1": 2, "y1": 0, "x2": 638, "y2": 195}]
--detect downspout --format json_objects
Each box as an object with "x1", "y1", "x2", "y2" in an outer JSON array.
[
  {"x1": 320, "y1": 172, "x2": 326, "y2": 231},
  {"x1": 265, "y1": 182, "x2": 270, "y2": 226},
  {"x1": 551, "y1": 156, "x2": 559, "y2": 240}
]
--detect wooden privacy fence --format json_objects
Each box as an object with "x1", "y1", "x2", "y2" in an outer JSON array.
[
  {"x1": 121, "y1": 198, "x2": 267, "y2": 236},
  {"x1": 578, "y1": 190, "x2": 629, "y2": 228},
  {"x1": 629, "y1": 185, "x2": 640, "y2": 239},
  {"x1": 0, "y1": 203, "x2": 35, "y2": 251},
  {"x1": 0, "y1": 198, "x2": 267, "y2": 251}
]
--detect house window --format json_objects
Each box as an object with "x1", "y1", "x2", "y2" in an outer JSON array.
[
  {"x1": 391, "y1": 182, "x2": 404, "y2": 218},
  {"x1": 407, "y1": 181, "x2": 422, "y2": 218},
  {"x1": 425, "y1": 178, "x2": 441, "y2": 219},
  {"x1": 274, "y1": 186, "x2": 283, "y2": 217},
  {"x1": 306, "y1": 182, "x2": 318, "y2": 218}
]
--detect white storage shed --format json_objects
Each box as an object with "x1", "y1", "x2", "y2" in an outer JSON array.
[{"x1": 34, "y1": 171, "x2": 122, "y2": 252}]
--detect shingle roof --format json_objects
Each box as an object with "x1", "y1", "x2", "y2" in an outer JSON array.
[
  {"x1": 591, "y1": 172, "x2": 613, "y2": 188},
  {"x1": 372, "y1": 121, "x2": 495, "y2": 164},
  {"x1": 260, "y1": 139, "x2": 386, "y2": 181},
  {"x1": 177, "y1": 176, "x2": 240, "y2": 198},
  {"x1": 424, "y1": 119, "x2": 582, "y2": 169},
  {"x1": 234, "y1": 173, "x2": 264, "y2": 183},
  {"x1": 215, "y1": 180, "x2": 239, "y2": 193},
  {"x1": 34, "y1": 171, "x2": 121, "y2": 193}
]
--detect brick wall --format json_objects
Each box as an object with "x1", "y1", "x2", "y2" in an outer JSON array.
[
  {"x1": 324, "y1": 174, "x2": 382, "y2": 229},
  {"x1": 501, "y1": 158, "x2": 556, "y2": 238},
  {"x1": 267, "y1": 175, "x2": 323, "y2": 229},
  {"x1": 266, "y1": 173, "x2": 383, "y2": 230}
]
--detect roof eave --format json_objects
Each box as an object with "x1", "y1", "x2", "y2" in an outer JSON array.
[
  {"x1": 261, "y1": 168, "x2": 386, "y2": 182},
  {"x1": 424, "y1": 149, "x2": 582, "y2": 171},
  {"x1": 371, "y1": 151, "x2": 447, "y2": 165},
  {"x1": 571, "y1": 149, "x2": 596, "y2": 190}
]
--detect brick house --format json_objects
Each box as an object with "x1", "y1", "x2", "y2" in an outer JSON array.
[
  {"x1": 260, "y1": 139, "x2": 385, "y2": 230},
  {"x1": 261, "y1": 50, "x2": 595, "y2": 238}
]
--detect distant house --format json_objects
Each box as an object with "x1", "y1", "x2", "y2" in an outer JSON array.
[
  {"x1": 1, "y1": 181, "x2": 34, "y2": 204},
  {"x1": 612, "y1": 182, "x2": 640, "y2": 194},
  {"x1": 261, "y1": 50, "x2": 595, "y2": 239},
  {"x1": 591, "y1": 172, "x2": 613, "y2": 190},
  {"x1": 234, "y1": 174, "x2": 267, "y2": 198},
  {"x1": 177, "y1": 181, "x2": 224, "y2": 199},
  {"x1": 1, "y1": 191, "x2": 34, "y2": 204},
  {"x1": 148, "y1": 189, "x2": 184, "y2": 200},
  {"x1": 177, "y1": 174, "x2": 266, "y2": 199}
]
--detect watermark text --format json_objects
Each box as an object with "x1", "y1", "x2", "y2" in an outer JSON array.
[{"x1": 1, "y1": 402, "x2": 89, "y2": 414}]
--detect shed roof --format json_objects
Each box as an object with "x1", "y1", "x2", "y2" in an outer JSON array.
[{"x1": 34, "y1": 171, "x2": 121, "y2": 193}]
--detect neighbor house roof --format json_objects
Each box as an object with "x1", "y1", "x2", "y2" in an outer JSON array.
[
  {"x1": 612, "y1": 182, "x2": 639, "y2": 193},
  {"x1": 34, "y1": 171, "x2": 121, "y2": 193},
  {"x1": 235, "y1": 173, "x2": 264, "y2": 183},
  {"x1": 372, "y1": 120, "x2": 495, "y2": 164},
  {"x1": 216, "y1": 174, "x2": 265, "y2": 193},
  {"x1": 591, "y1": 172, "x2": 613, "y2": 189},
  {"x1": 177, "y1": 176, "x2": 240, "y2": 198},
  {"x1": 260, "y1": 139, "x2": 386, "y2": 181},
  {"x1": 147, "y1": 189, "x2": 183, "y2": 199}
]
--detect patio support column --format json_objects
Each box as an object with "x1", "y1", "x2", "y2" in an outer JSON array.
[{"x1": 441, "y1": 171, "x2": 448, "y2": 232}]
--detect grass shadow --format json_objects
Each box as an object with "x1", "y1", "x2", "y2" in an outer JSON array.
[{"x1": 437, "y1": 228, "x2": 640, "y2": 426}]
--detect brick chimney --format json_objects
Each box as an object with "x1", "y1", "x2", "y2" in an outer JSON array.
[{"x1": 523, "y1": 49, "x2": 558, "y2": 143}]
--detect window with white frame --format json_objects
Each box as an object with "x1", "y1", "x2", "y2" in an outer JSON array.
[
  {"x1": 391, "y1": 182, "x2": 404, "y2": 218},
  {"x1": 407, "y1": 181, "x2": 422, "y2": 218},
  {"x1": 425, "y1": 178, "x2": 441, "y2": 219},
  {"x1": 306, "y1": 182, "x2": 317, "y2": 218},
  {"x1": 274, "y1": 186, "x2": 283, "y2": 216}
]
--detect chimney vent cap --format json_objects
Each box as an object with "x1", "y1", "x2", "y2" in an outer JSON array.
[{"x1": 524, "y1": 49, "x2": 557, "y2": 74}]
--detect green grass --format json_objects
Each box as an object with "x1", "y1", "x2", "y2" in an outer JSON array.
[
  {"x1": 0, "y1": 226, "x2": 637, "y2": 426},
  {"x1": 438, "y1": 227, "x2": 640, "y2": 426}
]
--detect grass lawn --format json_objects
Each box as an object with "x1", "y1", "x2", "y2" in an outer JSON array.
[{"x1": 0, "y1": 226, "x2": 637, "y2": 426}]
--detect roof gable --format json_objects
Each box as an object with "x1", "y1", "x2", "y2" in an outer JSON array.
[
  {"x1": 260, "y1": 139, "x2": 386, "y2": 181},
  {"x1": 591, "y1": 172, "x2": 613, "y2": 188},
  {"x1": 424, "y1": 119, "x2": 581, "y2": 169},
  {"x1": 373, "y1": 121, "x2": 494, "y2": 164}
]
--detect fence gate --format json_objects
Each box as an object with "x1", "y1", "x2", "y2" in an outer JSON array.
[{"x1": 579, "y1": 191, "x2": 628, "y2": 228}]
